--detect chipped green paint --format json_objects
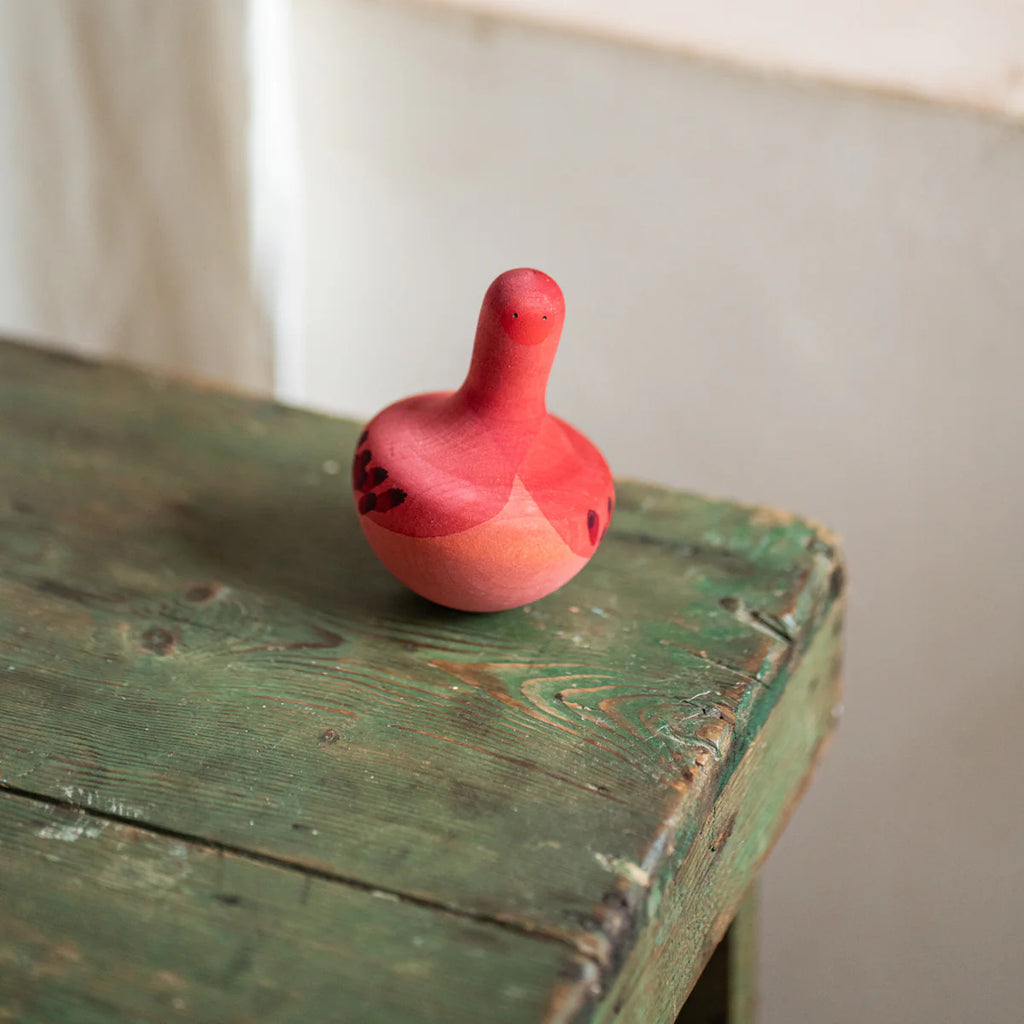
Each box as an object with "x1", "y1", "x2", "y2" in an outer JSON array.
[
  {"x1": 0, "y1": 790, "x2": 570, "y2": 1024},
  {"x1": 0, "y1": 340, "x2": 844, "y2": 1022},
  {"x1": 592, "y1": 600, "x2": 843, "y2": 1022},
  {"x1": 674, "y1": 886, "x2": 757, "y2": 1024}
]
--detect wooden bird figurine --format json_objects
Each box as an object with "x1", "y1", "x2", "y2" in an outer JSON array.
[{"x1": 352, "y1": 268, "x2": 614, "y2": 612}]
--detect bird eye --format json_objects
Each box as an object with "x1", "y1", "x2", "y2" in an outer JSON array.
[
  {"x1": 542, "y1": 315, "x2": 547, "y2": 320},
  {"x1": 512, "y1": 312, "x2": 518, "y2": 319}
]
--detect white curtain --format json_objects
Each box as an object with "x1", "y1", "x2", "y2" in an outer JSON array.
[{"x1": 0, "y1": 0, "x2": 271, "y2": 392}]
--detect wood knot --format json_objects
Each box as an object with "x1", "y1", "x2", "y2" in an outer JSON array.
[
  {"x1": 710, "y1": 812, "x2": 737, "y2": 853},
  {"x1": 141, "y1": 627, "x2": 175, "y2": 656},
  {"x1": 186, "y1": 583, "x2": 225, "y2": 603}
]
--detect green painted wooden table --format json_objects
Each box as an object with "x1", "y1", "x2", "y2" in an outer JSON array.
[{"x1": 0, "y1": 341, "x2": 844, "y2": 1023}]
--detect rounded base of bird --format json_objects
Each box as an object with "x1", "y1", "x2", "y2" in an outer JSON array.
[{"x1": 358, "y1": 500, "x2": 591, "y2": 613}]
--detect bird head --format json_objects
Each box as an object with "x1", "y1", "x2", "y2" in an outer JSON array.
[{"x1": 482, "y1": 268, "x2": 565, "y2": 348}]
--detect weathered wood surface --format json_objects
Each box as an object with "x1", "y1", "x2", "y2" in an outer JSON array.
[
  {"x1": 0, "y1": 340, "x2": 845, "y2": 1022},
  {"x1": 597, "y1": 600, "x2": 842, "y2": 1020},
  {"x1": 727, "y1": 887, "x2": 759, "y2": 1024},
  {"x1": 673, "y1": 885, "x2": 756, "y2": 1024},
  {"x1": 0, "y1": 789, "x2": 569, "y2": 1024}
]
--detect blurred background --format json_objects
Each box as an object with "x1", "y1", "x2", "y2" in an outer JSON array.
[{"x1": 1, "y1": 1, "x2": 1022, "y2": 1020}]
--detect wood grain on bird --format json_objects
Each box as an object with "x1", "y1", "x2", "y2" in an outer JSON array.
[{"x1": 352, "y1": 268, "x2": 614, "y2": 612}]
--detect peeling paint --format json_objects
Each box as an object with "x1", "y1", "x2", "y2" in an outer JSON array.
[
  {"x1": 37, "y1": 820, "x2": 106, "y2": 842},
  {"x1": 594, "y1": 852, "x2": 651, "y2": 888},
  {"x1": 57, "y1": 785, "x2": 145, "y2": 820}
]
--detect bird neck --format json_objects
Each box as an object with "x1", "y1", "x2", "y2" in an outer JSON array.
[{"x1": 456, "y1": 329, "x2": 555, "y2": 430}]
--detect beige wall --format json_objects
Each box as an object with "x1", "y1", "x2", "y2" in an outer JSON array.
[
  {"x1": 293, "y1": 2, "x2": 1024, "y2": 1021},
  {"x1": 433, "y1": 0, "x2": 1024, "y2": 118},
  {"x1": 0, "y1": 0, "x2": 269, "y2": 391}
]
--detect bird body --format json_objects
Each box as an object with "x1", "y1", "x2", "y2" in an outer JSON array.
[{"x1": 353, "y1": 268, "x2": 613, "y2": 612}]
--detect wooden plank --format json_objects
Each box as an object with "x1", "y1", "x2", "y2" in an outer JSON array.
[
  {"x1": 592, "y1": 598, "x2": 843, "y2": 1022},
  {"x1": 0, "y1": 789, "x2": 578, "y2": 1024},
  {"x1": 671, "y1": 885, "x2": 757, "y2": 1024},
  {"x1": 727, "y1": 887, "x2": 758, "y2": 1024},
  {"x1": 0, "y1": 340, "x2": 844, "y2": 1018},
  {"x1": 671, "y1": 919, "x2": 729, "y2": 1024}
]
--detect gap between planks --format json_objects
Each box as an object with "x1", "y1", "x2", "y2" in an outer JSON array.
[{"x1": 0, "y1": 781, "x2": 584, "y2": 958}]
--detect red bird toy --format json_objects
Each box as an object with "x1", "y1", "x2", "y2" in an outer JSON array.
[{"x1": 352, "y1": 268, "x2": 614, "y2": 612}]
